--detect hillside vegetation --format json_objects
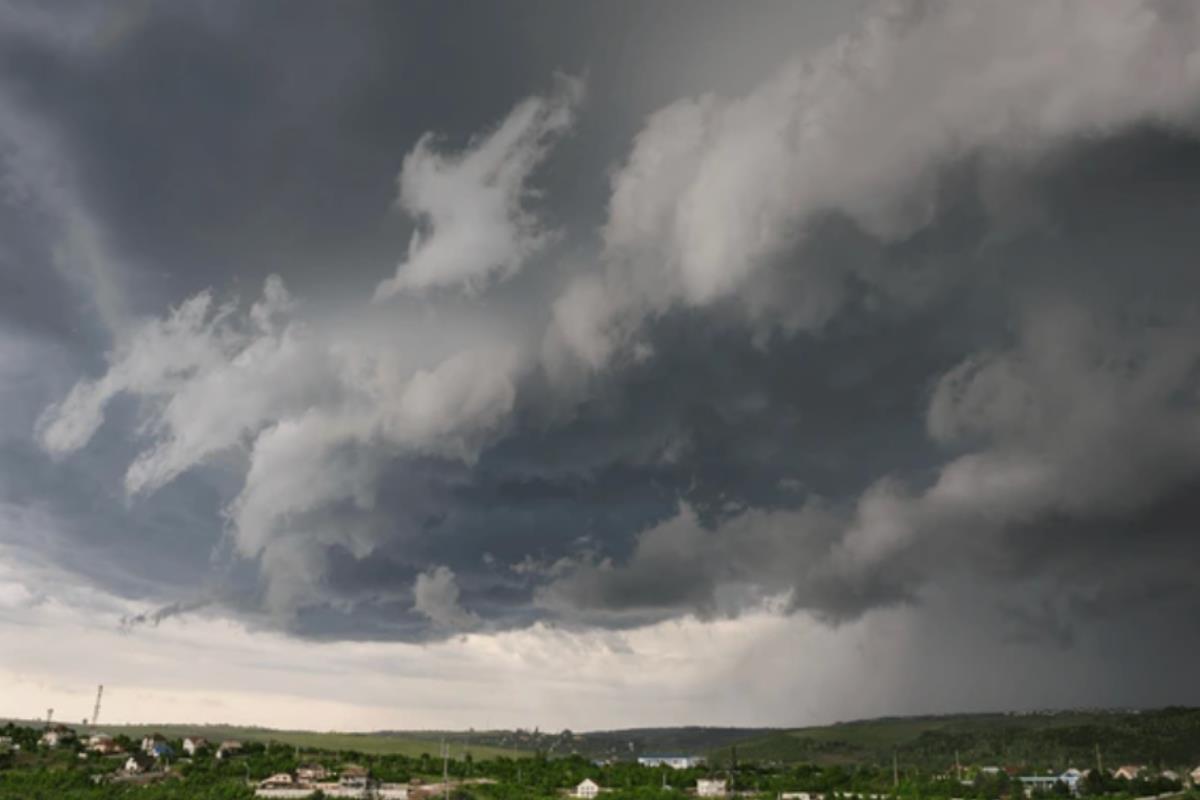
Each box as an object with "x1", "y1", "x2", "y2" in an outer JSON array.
[{"x1": 706, "y1": 709, "x2": 1200, "y2": 768}]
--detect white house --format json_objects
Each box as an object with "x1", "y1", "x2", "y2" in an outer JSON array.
[
  {"x1": 574, "y1": 778, "x2": 601, "y2": 798},
  {"x1": 124, "y1": 753, "x2": 154, "y2": 774},
  {"x1": 87, "y1": 734, "x2": 113, "y2": 750},
  {"x1": 255, "y1": 788, "x2": 322, "y2": 799},
  {"x1": 1189, "y1": 766, "x2": 1200, "y2": 786},
  {"x1": 1114, "y1": 765, "x2": 1144, "y2": 781},
  {"x1": 1060, "y1": 768, "x2": 1084, "y2": 792},
  {"x1": 260, "y1": 773, "x2": 295, "y2": 787},
  {"x1": 697, "y1": 778, "x2": 728, "y2": 797},
  {"x1": 216, "y1": 740, "x2": 243, "y2": 759},
  {"x1": 637, "y1": 755, "x2": 704, "y2": 769},
  {"x1": 377, "y1": 783, "x2": 410, "y2": 800},
  {"x1": 1018, "y1": 769, "x2": 1084, "y2": 797},
  {"x1": 40, "y1": 725, "x2": 76, "y2": 748},
  {"x1": 297, "y1": 764, "x2": 329, "y2": 782},
  {"x1": 89, "y1": 734, "x2": 123, "y2": 755},
  {"x1": 182, "y1": 737, "x2": 209, "y2": 756}
]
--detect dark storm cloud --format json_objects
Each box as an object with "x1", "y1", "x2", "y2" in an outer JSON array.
[{"x1": 7, "y1": 0, "x2": 1200, "y2": 690}]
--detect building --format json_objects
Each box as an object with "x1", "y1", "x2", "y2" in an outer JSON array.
[
  {"x1": 182, "y1": 736, "x2": 209, "y2": 756},
  {"x1": 260, "y1": 773, "x2": 296, "y2": 788},
  {"x1": 1059, "y1": 768, "x2": 1084, "y2": 791},
  {"x1": 0, "y1": 736, "x2": 12, "y2": 752},
  {"x1": 148, "y1": 741, "x2": 174, "y2": 760},
  {"x1": 140, "y1": 734, "x2": 175, "y2": 758},
  {"x1": 339, "y1": 764, "x2": 370, "y2": 789},
  {"x1": 88, "y1": 734, "x2": 123, "y2": 756},
  {"x1": 216, "y1": 740, "x2": 243, "y2": 759},
  {"x1": 1018, "y1": 769, "x2": 1084, "y2": 796},
  {"x1": 88, "y1": 734, "x2": 112, "y2": 750},
  {"x1": 297, "y1": 764, "x2": 329, "y2": 782},
  {"x1": 574, "y1": 778, "x2": 601, "y2": 798},
  {"x1": 124, "y1": 752, "x2": 154, "y2": 774},
  {"x1": 1114, "y1": 766, "x2": 1144, "y2": 781},
  {"x1": 697, "y1": 778, "x2": 728, "y2": 797},
  {"x1": 40, "y1": 724, "x2": 76, "y2": 748},
  {"x1": 1190, "y1": 766, "x2": 1200, "y2": 785},
  {"x1": 376, "y1": 784, "x2": 410, "y2": 800},
  {"x1": 637, "y1": 755, "x2": 704, "y2": 769}
]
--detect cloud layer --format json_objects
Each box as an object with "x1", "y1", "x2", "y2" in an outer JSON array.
[{"x1": 6, "y1": 0, "x2": 1200, "y2": 724}]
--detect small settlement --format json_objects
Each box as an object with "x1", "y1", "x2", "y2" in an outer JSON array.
[{"x1": 11, "y1": 721, "x2": 1200, "y2": 800}]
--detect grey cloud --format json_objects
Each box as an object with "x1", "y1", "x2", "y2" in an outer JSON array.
[
  {"x1": 412, "y1": 566, "x2": 481, "y2": 631},
  {"x1": 374, "y1": 75, "x2": 583, "y2": 299},
  {"x1": 7, "y1": 0, "x2": 1200, "y2": 691}
]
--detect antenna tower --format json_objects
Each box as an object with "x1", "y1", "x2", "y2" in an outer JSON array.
[{"x1": 91, "y1": 685, "x2": 104, "y2": 727}]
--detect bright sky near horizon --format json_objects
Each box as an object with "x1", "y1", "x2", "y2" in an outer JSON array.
[{"x1": 5, "y1": 0, "x2": 1200, "y2": 730}]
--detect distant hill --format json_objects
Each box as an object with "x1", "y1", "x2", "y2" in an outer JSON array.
[
  {"x1": 9, "y1": 708, "x2": 1200, "y2": 769},
  {"x1": 700, "y1": 708, "x2": 1200, "y2": 769}
]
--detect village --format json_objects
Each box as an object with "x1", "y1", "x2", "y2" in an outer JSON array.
[{"x1": 2, "y1": 719, "x2": 1198, "y2": 800}]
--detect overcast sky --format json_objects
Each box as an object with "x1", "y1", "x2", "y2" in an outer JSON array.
[{"x1": 5, "y1": 0, "x2": 1200, "y2": 731}]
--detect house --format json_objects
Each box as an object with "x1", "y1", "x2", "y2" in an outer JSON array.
[
  {"x1": 297, "y1": 764, "x2": 329, "y2": 782},
  {"x1": 87, "y1": 734, "x2": 113, "y2": 753},
  {"x1": 88, "y1": 734, "x2": 123, "y2": 755},
  {"x1": 1114, "y1": 765, "x2": 1144, "y2": 781},
  {"x1": 140, "y1": 734, "x2": 166, "y2": 754},
  {"x1": 40, "y1": 724, "x2": 76, "y2": 748},
  {"x1": 1018, "y1": 769, "x2": 1084, "y2": 796},
  {"x1": 148, "y1": 741, "x2": 174, "y2": 760},
  {"x1": 377, "y1": 784, "x2": 410, "y2": 800},
  {"x1": 637, "y1": 755, "x2": 704, "y2": 769},
  {"x1": 1059, "y1": 768, "x2": 1084, "y2": 792},
  {"x1": 339, "y1": 764, "x2": 370, "y2": 788},
  {"x1": 95, "y1": 739, "x2": 124, "y2": 755},
  {"x1": 216, "y1": 740, "x2": 243, "y2": 759},
  {"x1": 182, "y1": 736, "x2": 209, "y2": 756},
  {"x1": 124, "y1": 752, "x2": 155, "y2": 774},
  {"x1": 1190, "y1": 766, "x2": 1200, "y2": 786},
  {"x1": 259, "y1": 773, "x2": 295, "y2": 788},
  {"x1": 697, "y1": 778, "x2": 728, "y2": 797},
  {"x1": 574, "y1": 778, "x2": 601, "y2": 798}
]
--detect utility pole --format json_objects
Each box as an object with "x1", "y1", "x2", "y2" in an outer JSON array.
[
  {"x1": 893, "y1": 750, "x2": 899, "y2": 790},
  {"x1": 442, "y1": 738, "x2": 450, "y2": 800},
  {"x1": 956, "y1": 750, "x2": 962, "y2": 782},
  {"x1": 1095, "y1": 744, "x2": 1103, "y2": 774}
]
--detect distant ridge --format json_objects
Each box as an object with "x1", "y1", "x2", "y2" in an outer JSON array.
[{"x1": 7, "y1": 708, "x2": 1200, "y2": 767}]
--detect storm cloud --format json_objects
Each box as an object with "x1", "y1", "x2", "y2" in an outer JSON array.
[{"x1": 5, "y1": 0, "x2": 1200, "y2": 723}]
